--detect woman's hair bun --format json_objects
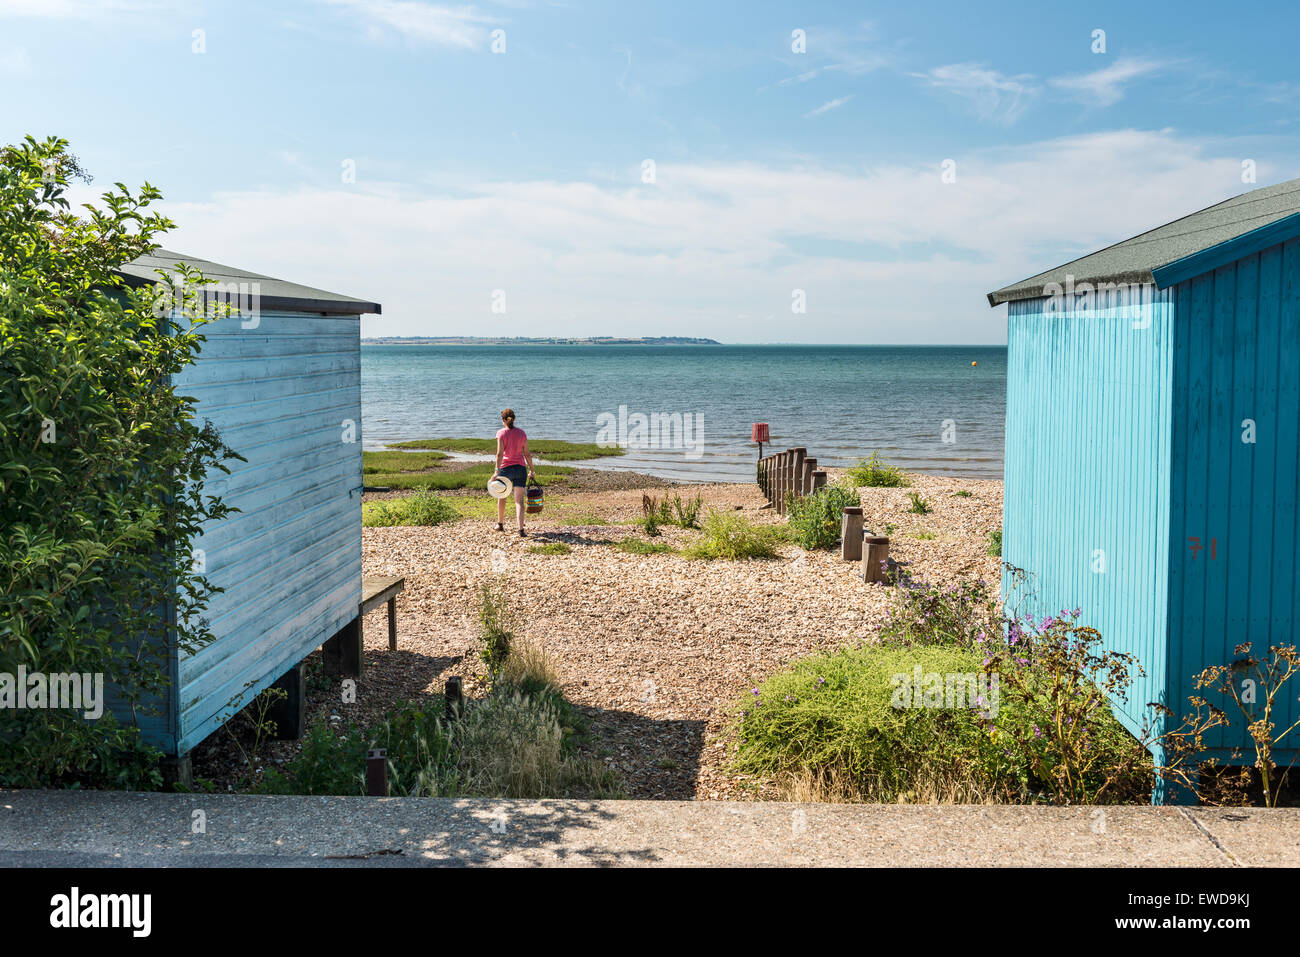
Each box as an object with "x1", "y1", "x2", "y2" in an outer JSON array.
[{"x1": 501, "y1": 408, "x2": 516, "y2": 426}]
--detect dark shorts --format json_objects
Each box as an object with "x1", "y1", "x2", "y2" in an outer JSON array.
[{"x1": 498, "y1": 464, "x2": 528, "y2": 487}]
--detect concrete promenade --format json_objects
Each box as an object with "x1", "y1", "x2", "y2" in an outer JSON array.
[{"x1": 2, "y1": 791, "x2": 1297, "y2": 866}]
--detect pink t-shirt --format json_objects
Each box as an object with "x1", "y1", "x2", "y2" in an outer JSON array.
[{"x1": 497, "y1": 427, "x2": 527, "y2": 467}]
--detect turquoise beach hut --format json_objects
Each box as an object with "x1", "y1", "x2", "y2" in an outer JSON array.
[
  {"x1": 988, "y1": 178, "x2": 1300, "y2": 793},
  {"x1": 115, "y1": 250, "x2": 381, "y2": 775}
]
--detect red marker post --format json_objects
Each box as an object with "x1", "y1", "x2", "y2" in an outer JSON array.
[{"x1": 751, "y1": 422, "x2": 770, "y2": 460}]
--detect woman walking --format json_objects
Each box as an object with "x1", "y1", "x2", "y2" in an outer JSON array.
[{"x1": 492, "y1": 408, "x2": 536, "y2": 535}]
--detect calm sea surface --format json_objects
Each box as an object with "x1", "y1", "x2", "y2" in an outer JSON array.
[{"x1": 361, "y1": 344, "x2": 1007, "y2": 483}]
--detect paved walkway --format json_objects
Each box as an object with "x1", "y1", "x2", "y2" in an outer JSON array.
[{"x1": 2, "y1": 791, "x2": 1297, "y2": 866}]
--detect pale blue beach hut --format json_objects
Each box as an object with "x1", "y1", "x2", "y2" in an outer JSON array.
[
  {"x1": 987, "y1": 178, "x2": 1300, "y2": 791},
  {"x1": 115, "y1": 250, "x2": 381, "y2": 773}
]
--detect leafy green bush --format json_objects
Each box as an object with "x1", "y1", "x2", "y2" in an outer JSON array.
[
  {"x1": 786, "y1": 483, "x2": 860, "y2": 550},
  {"x1": 258, "y1": 721, "x2": 370, "y2": 796},
  {"x1": 844, "y1": 451, "x2": 909, "y2": 488},
  {"x1": 987, "y1": 527, "x2": 1002, "y2": 557},
  {"x1": 732, "y1": 643, "x2": 1011, "y2": 803},
  {"x1": 733, "y1": 577, "x2": 1156, "y2": 805},
  {"x1": 363, "y1": 487, "x2": 459, "y2": 527},
  {"x1": 683, "y1": 511, "x2": 782, "y2": 560},
  {"x1": 905, "y1": 491, "x2": 931, "y2": 514},
  {"x1": 0, "y1": 136, "x2": 240, "y2": 788}
]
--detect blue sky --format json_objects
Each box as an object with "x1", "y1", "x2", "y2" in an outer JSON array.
[{"x1": 4, "y1": 0, "x2": 1299, "y2": 342}]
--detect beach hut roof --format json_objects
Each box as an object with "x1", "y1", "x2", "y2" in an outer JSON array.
[
  {"x1": 116, "y1": 248, "x2": 382, "y2": 315},
  {"x1": 987, "y1": 177, "x2": 1300, "y2": 306}
]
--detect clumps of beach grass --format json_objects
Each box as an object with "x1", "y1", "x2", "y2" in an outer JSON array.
[
  {"x1": 912, "y1": 530, "x2": 937, "y2": 540},
  {"x1": 259, "y1": 690, "x2": 620, "y2": 799},
  {"x1": 452, "y1": 691, "x2": 620, "y2": 798},
  {"x1": 669, "y1": 491, "x2": 704, "y2": 528},
  {"x1": 558, "y1": 508, "x2": 609, "y2": 526},
  {"x1": 498, "y1": 639, "x2": 563, "y2": 697},
  {"x1": 844, "y1": 451, "x2": 909, "y2": 488},
  {"x1": 638, "y1": 491, "x2": 703, "y2": 534},
  {"x1": 362, "y1": 487, "x2": 459, "y2": 527},
  {"x1": 786, "y1": 482, "x2": 859, "y2": 550},
  {"x1": 477, "y1": 579, "x2": 516, "y2": 681},
  {"x1": 952, "y1": 489, "x2": 972, "y2": 498},
  {"x1": 683, "y1": 511, "x2": 783, "y2": 560},
  {"x1": 640, "y1": 493, "x2": 670, "y2": 535},
  {"x1": 987, "y1": 528, "x2": 1002, "y2": 557},
  {"x1": 905, "y1": 491, "x2": 931, "y2": 515},
  {"x1": 528, "y1": 542, "x2": 571, "y2": 556},
  {"x1": 614, "y1": 538, "x2": 677, "y2": 556}
]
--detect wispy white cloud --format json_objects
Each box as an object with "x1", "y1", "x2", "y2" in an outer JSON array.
[
  {"x1": 914, "y1": 62, "x2": 1037, "y2": 124},
  {"x1": 1050, "y1": 57, "x2": 1165, "y2": 107},
  {"x1": 317, "y1": 0, "x2": 497, "y2": 50},
  {"x1": 804, "y1": 95, "x2": 852, "y2": 118},
  {"x1": 767, "y1": 22, "x2": 895, "y2": 90},
  {"x1": 145, "y1": 129, "x2": 1262, "y2": 343}
]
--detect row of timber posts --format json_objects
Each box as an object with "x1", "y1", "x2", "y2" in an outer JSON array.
[{"x1": 757, "y1": 446, "x2": 827, "y2": 515}]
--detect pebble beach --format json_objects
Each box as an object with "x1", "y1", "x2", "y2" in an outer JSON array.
[{"x1": 347, "y1": 469, "x2": 1004, "y2": 800}]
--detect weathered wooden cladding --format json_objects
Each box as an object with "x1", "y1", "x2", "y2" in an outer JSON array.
[{"x1": 171, "y1": 310, "x2": 364, "y2": 755}]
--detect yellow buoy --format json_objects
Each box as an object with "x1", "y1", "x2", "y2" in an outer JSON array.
[{"x1": 971, "y1": 361, "x2": 977, "y2": 367}]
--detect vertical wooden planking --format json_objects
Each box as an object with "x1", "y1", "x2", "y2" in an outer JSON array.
[
  {"x1": 1167, "y1": 239, "x2": 1299, "y2": 762},
  {"x1": 1226, "y1": 253, "x2": 1258, "y2": 727},
  {"x1": 1182, "y1": 274, "x2": 1214, "y2": 742},
  {"x1": 1003, "y1": 289, "x2": 1174, "y2": 741},
  {"x1": 1274, "y1": 239, "x2": 1300, "y2": 743},
  {"x1": 1204, "y1": 266, "x2": 1236, "y2": 750},
  {"x1": 1167, "y1": 280, "x2": 1190, "y2": 738}
]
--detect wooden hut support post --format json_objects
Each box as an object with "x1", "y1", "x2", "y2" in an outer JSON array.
[
  {"x1": 267, "y1": 661, "x2": 307, "y2": 740},
  {"x1": 322, "y1": 617, "x2": 363, "y2": 677}
]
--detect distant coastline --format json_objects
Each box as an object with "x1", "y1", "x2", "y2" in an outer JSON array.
[{"x1": 362, "y1": 336, "x2": 722, "y2": 346}]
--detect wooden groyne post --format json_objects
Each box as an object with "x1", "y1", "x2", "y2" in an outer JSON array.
[{"x1": 757, "y1": 444, "x2": 827, "y2": 515}]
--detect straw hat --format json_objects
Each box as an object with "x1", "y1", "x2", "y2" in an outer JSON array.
[{"x1": 486, "y1": 474, "x2": 513, "y2": 499}]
